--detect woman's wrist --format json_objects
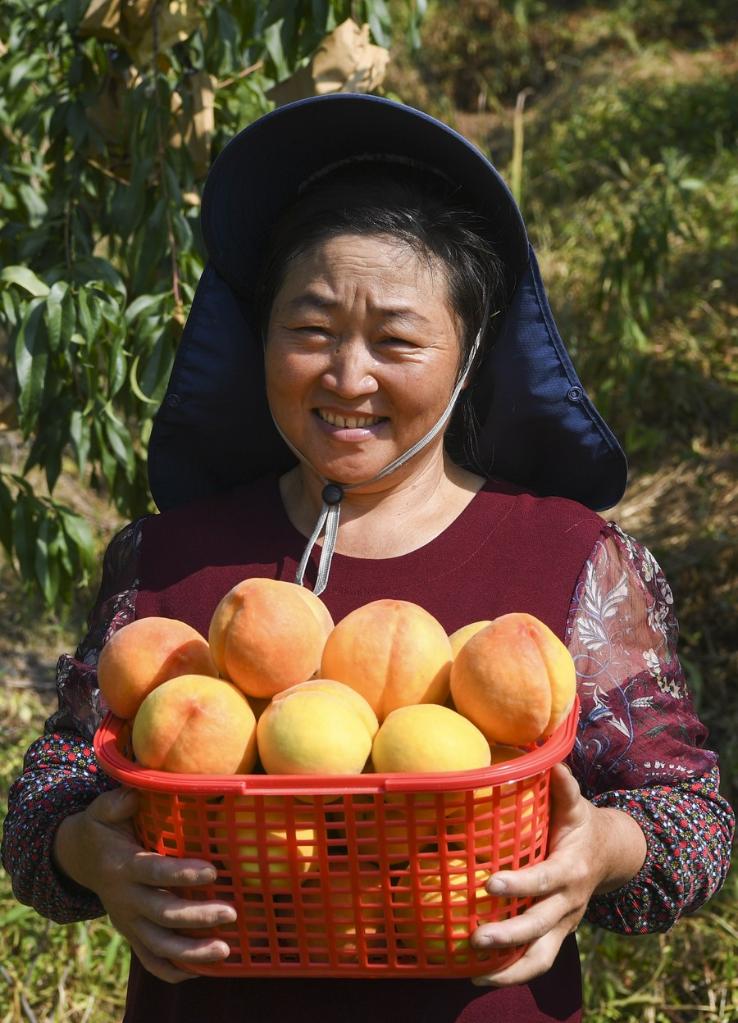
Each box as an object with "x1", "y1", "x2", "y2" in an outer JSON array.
[
  {"x1": 52, "y1": 810, "x2": 95, "y2": 892},
  {"x1": 590, "y1": 804, "x2": 648, "y2": 896}
]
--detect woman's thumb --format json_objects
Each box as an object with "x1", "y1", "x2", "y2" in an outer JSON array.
[{"x1": 95, "y1": 786, "x2": 138, "y2": 822}]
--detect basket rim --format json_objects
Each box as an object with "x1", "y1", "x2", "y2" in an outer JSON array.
[{"x1": 93, "y1": 697, "x2": 579, "y2": 796}]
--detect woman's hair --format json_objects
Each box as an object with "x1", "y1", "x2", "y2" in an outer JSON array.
[{"x1": 253, "y1": 160, "x2": 507, "y2": 470}]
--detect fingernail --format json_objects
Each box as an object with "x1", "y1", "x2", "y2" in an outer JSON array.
[
  {"x1": 486, "y1": 877, "x2": 507, "y2": 894},
  {"x1": 218, "y1": 908, "x2": 238, "y2": 923},
  {"x1": 199, "y1": 868, "x2": 217, "y2": 883}
]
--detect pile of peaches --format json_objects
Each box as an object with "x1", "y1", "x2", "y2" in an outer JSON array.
[{"x1": 98, "y1": 577, "x2": 576, "y2": 781}]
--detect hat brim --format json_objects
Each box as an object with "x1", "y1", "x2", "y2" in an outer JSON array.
[{"x1": 201, "y1": 93, "x2": 529, "y2": 304}]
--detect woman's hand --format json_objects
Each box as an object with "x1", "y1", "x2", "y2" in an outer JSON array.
[
  {"x1": 53, "y1": 787, "x2": 236, "y2": 983},
  {"x1": 469, "y1": 763, "x2": 647, "y2": 987}
]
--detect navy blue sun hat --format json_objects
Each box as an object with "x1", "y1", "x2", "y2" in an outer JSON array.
[{"x1": 148, "y1": 93, "x2": 627, "y2": 513}]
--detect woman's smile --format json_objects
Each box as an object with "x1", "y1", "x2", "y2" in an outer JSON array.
[
  {"x1": 314, "y1": 407, "x2": 389, "y2": 439},
  {"x1": 264, "y1": 232, "x2": 463, "y2": 486}
]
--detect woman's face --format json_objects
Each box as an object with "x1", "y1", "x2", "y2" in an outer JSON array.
[{"x1": 264, "y1": 233, "x2": 464, "y2": 488}]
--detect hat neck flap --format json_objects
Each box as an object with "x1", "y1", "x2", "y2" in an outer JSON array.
[{"x1": 147, "y1": 248, "x2": 626, "y2": 515}]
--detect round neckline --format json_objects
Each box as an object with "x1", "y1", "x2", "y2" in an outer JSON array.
[{"x1": 271, "y1": 473, "x2": 515, "y2": 592}]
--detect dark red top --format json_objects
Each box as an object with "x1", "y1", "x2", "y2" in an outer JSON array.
[{"x1": 128, "y1": 474, "x2": 604, "y2": 1023}]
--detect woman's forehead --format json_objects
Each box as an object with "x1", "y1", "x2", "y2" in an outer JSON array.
[{"x1": 275, "y1": 233, "x2": 453, "y2": 307}]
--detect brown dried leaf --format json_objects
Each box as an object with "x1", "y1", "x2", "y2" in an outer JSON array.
[
  {"x1": 125, "y1": 0, "x2": 206, "y2": 66},
  {"x1": 78, "y1": 0, "x2": 124, "y2": 42},
  {"x1": 268, "y1": 18, "x2": 389, "y2": 107}
]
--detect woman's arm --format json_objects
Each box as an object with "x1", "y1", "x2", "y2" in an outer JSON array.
[
  {"x1": 470, "y1": 523, "x2": 734, "y2": 985},
  {"x1": 1, "y1": 519, "x2": 142, "y2": 922},
  {"x1": 568, "y1": 523, "x2": 734, "y2": 932}
]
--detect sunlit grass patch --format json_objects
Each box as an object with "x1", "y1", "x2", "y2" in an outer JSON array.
[{"x1": 579, "y1": 868, "x2": 738, "y2": 1022}]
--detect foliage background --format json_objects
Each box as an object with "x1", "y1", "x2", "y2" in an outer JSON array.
[{"x1": 1, "y1": 0, "x2": 736, "y2": 1020}]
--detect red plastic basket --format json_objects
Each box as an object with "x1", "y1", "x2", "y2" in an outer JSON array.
[{"x1": 94, "y1": 699, "x2": 579, "y2": 978}]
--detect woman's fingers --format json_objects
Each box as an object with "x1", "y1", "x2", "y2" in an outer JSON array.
[
  {"x1": 470, "y1": 890, "x2": 573, "y2": 951},
  {"x1": 129, "y1": 849, "x2": 218, "y2": 888},
  {"x1": 127, "y1": 936, "x2": 197, "y2": 984},
  {"x1": 137, "y1": 888, "x2": 237, "y2": 930},
  {"x1": 111, "y1": 913, "x2": 232, "y2": 984},
  {"x1": 132, "y1": 916, "x2": 231, "y2": 964},
  {"x1": 471, "y1": 929, "x2": 565, "y2": 987}
]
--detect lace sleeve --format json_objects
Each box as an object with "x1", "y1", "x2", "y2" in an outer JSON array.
[
  {"x1": 1, "y1": 518, "x2": 145, "y2": 922},
  {"x1": 566, "y1": 524, "x2": 734, "y2": 933}
]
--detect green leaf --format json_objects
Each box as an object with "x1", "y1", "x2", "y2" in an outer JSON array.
[
  {"x1": 9, "y1": 55, "x2": 43, "y2": 90},
  {"x1": 264, "y1": 19, "x2": 289, "y2": 79},
  {"x1": 60, "y1": 507, "x2": 94, "y2": 556},
  {"x1": 69, "y1": 409, "x2": 91, "y2": 474},
  {"x1": 34, "y1": 517, "x2": 59, "y2": 606},
  {"x1": 141, "y1": 328, "x2": 173, "y2": 404},
  {"x1": 0, "y1": 475, "x2": 14, "y2": 557},
  {"x1": 108, "y1": 330, "x2": 128, "y2": 397},
  {"x1": 129, "y1": 353, "x2": 160, "y2": 404},
  {"x1": 1, "y1": 290, "x2": 19, "y2": 328},
  {"x1": 72, "y1": 257, "x2": 127, "y2": 297},
  {"x1": 14, "y1": 301, "x2": 48, "y2": 431},
  {"x1": 125, "y1": 293, "x2": 165, "y2": 323},
  {"x1": 103, "y1": 408, "x2": 135, "y2": 480},
  {"x1": 66, "y1": 100, "x2": 88, "y2": 146},
  {"x1": 11, "y1": 497, "x2": 35, "y2": 579},
  {"x1": 18, "y1": 182, "x2": 48, "y2": 224},
  {"x1": 93, "y1": 418, "x2": 118, "y2": 488},
  {"x1": 76, "y1": 289, "x2": 93, "y2": 345},
  {"x1": 45, "y1": 281, "x2": 68, "y2": 352},
  {"x1": 366, "y1": 0, "x2": 392, "y2": 48},
  {"x1": 1, "y1": 266, "x2": 50, "y2": 297}
]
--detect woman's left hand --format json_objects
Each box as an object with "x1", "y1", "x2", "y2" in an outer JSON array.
[{"x1": 469, "y1": 762, "x2": 645, "y2": 987}]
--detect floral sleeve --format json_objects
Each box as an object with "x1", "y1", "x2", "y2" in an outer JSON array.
[
  {"x1": 1, "y1": 519, "x2": 144, "y2": 923},
  {"x1": 566, "y1": 523, "x2": 735, "y2": 933}
]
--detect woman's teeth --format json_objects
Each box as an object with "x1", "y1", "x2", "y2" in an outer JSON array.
[{"x1": 318, "y1": 410, "x2": 384, "y2": 429}]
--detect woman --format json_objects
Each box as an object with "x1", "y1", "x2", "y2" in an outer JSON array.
[{"x1": 2, "y1": 94, "x2": 733, "y2": 1023}]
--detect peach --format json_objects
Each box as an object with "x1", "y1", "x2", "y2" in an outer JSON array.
[
  {"x1": 131, "y1": 674, "x2": 257, "y2": 774},
  {"x1": 394, "y1": 857, "x2": 494, "y2": 961},
  {"x1": 208, "y1": 578, "x2": 334, "y2": 699},
  {"x1": 371, "y1": 704, "x2": 491, "y2": 775},
  {"x1": 273, "y1": 679, "x2": 379, "y2": 739},
  {"x1": 446, "y1": 746, "x2": 541, "y2": 862},
  {"x1": 297, "y1": 878, "x2": 386, "y2": 959},
  {"x1": 450, "y1": 613, "x2": 576, "y2": 745},
  {"x1": 320, "y1": 599, "x2": 453, "y2": 720},
  {"x1": 257, "y1": 684, "x2": 374, "y2": 775},
  {"x1": 210, "y1": 796, "x2": 317, "y2": 891},
  {"x1": 97, "y1": 616, "x2": 216, "y2": 720},
  {"x1": 357, "y1": 798, "x2": 441, "y2": 865},
  {"x1": 448, "y1": 620, "x2": 492, "y2": 658}
]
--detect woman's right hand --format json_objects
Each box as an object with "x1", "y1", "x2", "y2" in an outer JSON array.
[{"x1": 53, "y1": 786, "x2": 236, "y2": 983}]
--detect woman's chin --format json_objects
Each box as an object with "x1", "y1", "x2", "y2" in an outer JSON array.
[{"x1": 290, "y1": 443, "x2": 390, "y2": 487}]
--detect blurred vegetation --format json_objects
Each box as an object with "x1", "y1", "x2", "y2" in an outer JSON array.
[
  {"x1": 0, "y1": 0, "x2": 414, "y2": 607},
  {"x1": 1, "y1": 0, "x2": 737, "y2": 1020}
]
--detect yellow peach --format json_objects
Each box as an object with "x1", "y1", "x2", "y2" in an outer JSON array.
[
  {"x1": 98, "y1": 616, "x2": 216, "y2": 720},
  {"x1": 208, "y1": 578, "x2": 334, "y2": 699},
  {"x1": 131, "y1": 674, "x2": 257, "y2": 774},
  {"x1": 320, "y1": 599, "x2": 453, "y2": 720}
]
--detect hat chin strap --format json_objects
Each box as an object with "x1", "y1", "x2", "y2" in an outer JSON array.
[{"x1": 270, "y1": 330, "x2": 482, "y2": 596}]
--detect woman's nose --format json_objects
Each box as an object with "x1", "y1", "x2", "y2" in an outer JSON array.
[{"x1": 320, "y1": 338, "x2": 378, "y2": 397}]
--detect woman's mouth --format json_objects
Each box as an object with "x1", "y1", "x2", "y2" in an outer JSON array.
[{"x1": 316, "y1": 409, "x2": 387, "y2": 429}]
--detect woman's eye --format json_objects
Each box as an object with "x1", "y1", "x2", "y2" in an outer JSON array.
[
  {"x1": 294, "y1": 326, "x2": 331, "y2": 338},
  {"x1": 378, "y1": 336, "x2": 417, "y2": 348}
]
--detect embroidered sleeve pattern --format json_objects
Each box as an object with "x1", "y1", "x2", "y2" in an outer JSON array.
[
  {"x1": 1, "y1": 519, "x2": 144, "y2": 923},
  {"x1": 566, "y1": 524, "x2": 734, "y2": 933}
]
